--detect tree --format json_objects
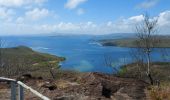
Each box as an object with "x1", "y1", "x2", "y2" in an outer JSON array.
[
  {"x1": 129, "y1": 48, "x2": 145, "y2": 79},
  {"x1": 135, "y1": 13, "x2": 159, "y2": 85},
  {"x1": 44, "y1": 61, "x2": 61, "y2": 79},
  {"x1": 104, "y1": 54, "x2": 128, "y2": 75}
]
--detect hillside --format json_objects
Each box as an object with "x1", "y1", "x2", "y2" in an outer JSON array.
[
  {"x1": 0, "y1": 72, "x2": 148, "y2": 100},
  {"x1": 99, "y1": 36, "x2": 170, "y2": 48},
  {"x1": 0, "y1": 46, "x2": 65, "y2": 78},
  {"x1": 118, "y1": 62, "x2": 170, "y2": 82},
  {"x1": 118, "y1": 62, "x2": 170, "y2": 100}
]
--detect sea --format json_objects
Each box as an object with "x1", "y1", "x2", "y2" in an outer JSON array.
[{"x1": 1, "y1": 34, "x2": 170, "y2": 73}]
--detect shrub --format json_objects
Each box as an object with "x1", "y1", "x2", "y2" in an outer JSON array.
[{"x1": 149, "y1": 83, "x2": 170, "y2": 100}]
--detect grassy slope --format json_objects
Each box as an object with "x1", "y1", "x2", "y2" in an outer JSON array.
[
  {"x1": 100, "y1": 36, "x2": 170, "y2": 48},
  {"x1": 0, "y1": 46, "x2": 65, "y2": 78},
  {"x1": 1, "y1": 46, "x2": 65, "y2": 63},
  {"x1": 118, "y1": 62, "x2": 170, "y2": 82}
]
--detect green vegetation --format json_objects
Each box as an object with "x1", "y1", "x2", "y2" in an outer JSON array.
[
  {"x1": 118, "y1": 62, "x2": 170, "y2": 82},
  {"x1": 100, "y1": 36, "x2": 170, "y2": 48},
  {"x1": 0, "y1": 46, "x2": 65, "y2": 78}
]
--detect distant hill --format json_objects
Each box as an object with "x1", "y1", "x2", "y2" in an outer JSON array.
[{"x1": 99, "y1": 36, "x2": 170, "y2": 48}]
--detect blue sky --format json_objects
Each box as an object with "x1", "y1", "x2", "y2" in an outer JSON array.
[{"x1": 0, "y1": 0, "x2": 170, "y2": 35}]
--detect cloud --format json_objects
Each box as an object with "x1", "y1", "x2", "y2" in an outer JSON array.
[
  {"x1": 16, "y1": 8, "x2": 50, "y2": 23},
  {"x1": 158, "y1": 11, "x2": 170, "y2": 26},
  {"x1": 0, "y1": 21, "x2": 140, "y2": 35},
  {"x1": 35, "y1": 11, "x2": 170, "y2": 35},
  {"x1": 157, "y1": 11, "x2": 170, "y2": 34},
  {"x1": 1, "y1": 10, "x2": 170, "y2": 35},
  {"x1": 65, "y1": 0, "x2": 87, "y2": 9},
  {"x1": 136, "y1": 0, "x2": 159, "y2": 9},
  {"x1": 128, "y1": 15, "x2": 144, "y2": 22},
  {"x1": 0, "y1": 0, "x2": 49, "y2": 23},
  {"x1": 0, "y1": 7, "x2": 15, "y2": 22},
  {"x1": 25, "y1": 8, "x2": 49, "y2": 21},
  {"x1": 0, "y1": 0, "x2": 46, "y2": 7},
  {"x1": 77, "y1": 8, "x2": 84, "y2": 15}
]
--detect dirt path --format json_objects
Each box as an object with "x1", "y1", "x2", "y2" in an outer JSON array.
[{"x1": 0, "y1": 88, "x2": 10, "y2": 100}]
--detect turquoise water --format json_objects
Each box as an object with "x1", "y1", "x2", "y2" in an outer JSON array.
[{"x1": 1, "y1": 35, "x2": 170, "y2": 73}]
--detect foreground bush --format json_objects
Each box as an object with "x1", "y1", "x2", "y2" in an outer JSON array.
[{"x1": 149, "y1": 83, "x2": 170, "y2": 100}]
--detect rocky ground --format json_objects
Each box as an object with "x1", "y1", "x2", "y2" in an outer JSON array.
[{"x1": 0, "y1": 72, "x2": 148, "y2": 100}]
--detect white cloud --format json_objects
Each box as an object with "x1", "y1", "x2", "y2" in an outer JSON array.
[
  {"x1": 128, "y1": 15, "x2": 144, "y2": 22},
  {"x1": 0, "y1": 0, "x2": 46, "y2": 7},
  {"x1": 0, "y1": 21, "x2": 135, "y2": 35},
  {"x1": 77, "y1": 8, "x2": 84, "y2": 15},
  {"x1": 36, "y1": 11, "x2": 170, "y2": 35},
  {"x1": 65, "y1": 0, "x2": 87, "y2": 9},
  {"x1": 16, "y1": 8, "x2": 50, "y2": 23},
  {"x1": 0, "y1": 0, "x2": 25, "y2": 7},
  {"x1": 0, "y1": 0, "x2": 49, "y2": 23},
  {"x1": 1, "y1": 10, "x2": 170, "y2": 35},
  {"x1": 157, "y1": 11, "x2": 170, "y2": 34},
  {"x1": 158, "y1": 11, "x2": 170, "y2": 26},
  {"x1": 0, "y1": 7, "x2": 15, "y2": 22},
  {"x1": 136, "y1": 0, "x2": 159, "y2": 9},
  {"x1": 25, "y1": 8, "x2": 49, "y2": 20}
]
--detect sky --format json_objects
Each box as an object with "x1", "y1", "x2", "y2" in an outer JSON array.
[{"x1": 0, "y1": 0, "x2": 170, "y2": 35}]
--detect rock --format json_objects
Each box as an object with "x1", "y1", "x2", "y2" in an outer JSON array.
[
  {"x1": 78, "y1": 72, "x2": 148, "y2": 100},
  {"x1": 9, "y1": 72, "x2": 148, "y2": 100},
  {"x1": 41, "y1": 81, "x2": 57, "y2": 91},
  {"x1": 54, "y1": 94, "x2": 88, "y2": 100},
  {"x1": 17, "y1": 74, "x2": 33, "y2": 81}
]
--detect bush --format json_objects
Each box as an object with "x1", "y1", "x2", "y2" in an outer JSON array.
[{"x1": 149, "y1": 83, "x2": 170, "y2": 100}]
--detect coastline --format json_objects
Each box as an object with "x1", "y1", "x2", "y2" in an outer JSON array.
[{"x1": 99, "y1": 37, "x2": 170, "y2": 48}]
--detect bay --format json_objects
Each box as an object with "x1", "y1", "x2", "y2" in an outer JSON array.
[{"x1": 1, "y1": 35, "x2": 170, "y2": 73}]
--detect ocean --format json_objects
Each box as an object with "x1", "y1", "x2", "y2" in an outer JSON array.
[{"x1": 1, "y1": 35, "x2": 170, "y2": 73}]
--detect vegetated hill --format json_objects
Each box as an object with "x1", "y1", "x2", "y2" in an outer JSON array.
[
  {"x1": 118, "y1": 62, "x2": 170, "y2": 82},
  {"x1": 0, "y1": 46, "x2": 65, "y2": 78},
  {"x1": 99, "y1": 36, "x2": 170, "y2": 48}
]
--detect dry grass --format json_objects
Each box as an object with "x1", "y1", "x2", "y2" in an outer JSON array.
[{"x1": 149, "y1": 82, "x2": 170, "y2": 100}]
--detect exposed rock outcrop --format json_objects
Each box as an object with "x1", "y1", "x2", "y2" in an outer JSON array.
[{"x1": 0, "y1": 72, "x2": 148, "y2": 100}]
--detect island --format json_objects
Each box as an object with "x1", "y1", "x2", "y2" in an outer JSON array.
[{"x1": 99, "y1": 36, "x2": 170, "y2": 48}]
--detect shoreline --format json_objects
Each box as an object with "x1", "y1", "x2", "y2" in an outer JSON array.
[{"x1": 99, "y1": 37, "x2": 170, "y2": 48}]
